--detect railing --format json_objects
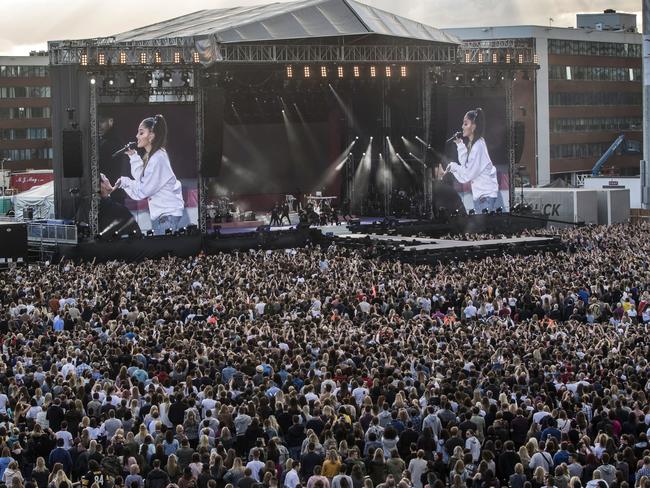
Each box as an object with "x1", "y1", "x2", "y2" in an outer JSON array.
[{"x1": 27, "y1": 222, "x2": 78, "y2": 245}]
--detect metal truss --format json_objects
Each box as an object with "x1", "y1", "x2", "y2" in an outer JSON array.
[
  {"x1": 89, "y1": 84, "x2": 99, "y2": 237},
  {"x1": 50, "y1": 42, "x2": 457, "y2": 66},
  {"x1": 195, "y1": 87, "x2": 207, "y2": 235},
  {"x1": 505, "y1": 80, "x2": 516, "y2": 211},
  {"x1": 458, "y1": 40, "x2": 537, "y2": 65}
]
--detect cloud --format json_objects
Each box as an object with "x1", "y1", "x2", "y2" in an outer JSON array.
[{"x1": 0, "y1": 0, "x2": 642, "y2": 55}]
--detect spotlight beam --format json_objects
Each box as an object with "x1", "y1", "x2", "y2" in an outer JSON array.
[{"x1": 328, "y1": 84, "x2": 361, "y2": 133}]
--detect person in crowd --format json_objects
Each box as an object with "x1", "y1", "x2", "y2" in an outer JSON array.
[{"x1": 0, "y1": 222, "x2": 648, "y2": 488}]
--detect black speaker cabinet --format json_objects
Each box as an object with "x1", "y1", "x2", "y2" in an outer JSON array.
[
  {"x1": 63, "y1": 129, "x2": 84, "y2": 177},
  {"x1": 0, "y1": 222, "x2": 28, "y2": 265},
  {"x1": 201, "y1": 87, "x2": 225, "y2": 177}
]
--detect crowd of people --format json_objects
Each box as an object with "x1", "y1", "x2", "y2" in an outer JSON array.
[{"x1": 0, "y1": 222, "x2": 649, "y2": 488}]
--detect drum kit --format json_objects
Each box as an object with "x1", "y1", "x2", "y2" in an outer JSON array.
[{"x1": 206, "y1": 196, "x2": 235, "y2": 221}]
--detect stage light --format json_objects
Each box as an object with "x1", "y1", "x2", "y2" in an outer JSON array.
[
  {"x1": 464, "y1": 52, "x2": 470, "y2": 63},
  {"x1": 469, "y1": 209, "x2": 476, "y2": 215},
  {"x1": 181, "y1": 71, "x2": 191, "y2": 86},
  {"x1": 140, "y1": 52, "x2": 147, "y2": 64},
  {"x1": 127, "y1": 72, "x2": 136, "y2": 85},
  {"x1": 106, "y1": 75, "x2": 115, "y2": 86},
  {"x1": 492, "y1": 53, "x2": 498, "y2": 64},
  {"x1": 154, "y1": 52, "x2": 162, "y2": 64},
  {"x1": 506, "y1": 53, "x2": 511, "y2": 64},
  {"x1": 165, "y1": 228, "x2": 173, "y2": 235},
  {"x1": 482, "y1": 208, "x2": 489, "y2": 214},
  {"x1": 164, "y1": 70, "x2": 173, "y2": 83},
  {"x1": 119, "y1": 52, "x2": 127, "y2": 64},
  {"x1": 518, "y1": 54, "x2": 524, "y2": 64},
  {"x1": 145, "y1": 71, "x2": 153, "y2": 85},
  {"x1": 534, "y1": 54, "x2": 539, "y2": 64},
  {"x1": 400, "y1": 66, "x2": 407, "y2": 77},
  {"x1": 286, "y1": 66, "x2": 293, "y2": 78},
  {"x1": 370, "y1": 66, "x2": 377, "y2": 78},
  {"x1": 455, "y1": 75, "x2": 460, "y2": 81},
  {"x1": 89, "y1": 75, "x2": 96, "y2": 85},
  {"x1": 193, "y1": 52, "x2": 200, "y2": 63},
  {"x1": 353, "y1": 66, "x2": 360, "y2": 78},
  {"x1": 174, "y1": 52, "x2": 182, "y2": 64},
  {"x1": 478, "y1": 53, "x2": 484, "y2": 63},
  {"x1": 80, "y1": 53, "x2": 88, "y2": 66},
  {"x1": 146, "y1": 230, "x2": 154, "y2": 237},
  {"x1": 304, "y1": 66, "x2": 311, "y2": 78},
  {"x1": 320, "y1": 66, "x2": 328, "y2": 78},
  {"x1": 338, "y1": 66, "x2": 344, "y2": 78},
  {"x1": 98, "y1": 53, "x2": 106, "y2": 65},
  {"x1": 496, "y1": 207, "x2": 503, "y2": 214},
  {"x1": 385, "y1": 66, "x2": 392, "y2": 77}
]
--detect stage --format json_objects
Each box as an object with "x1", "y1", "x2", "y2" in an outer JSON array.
[{"x1": 50, "y1": 212, "x2": 563, "y2": 263}]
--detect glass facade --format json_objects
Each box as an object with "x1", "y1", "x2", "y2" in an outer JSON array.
[
  {"x1": 0, "y1": 65, "x2": 49, "y2": 77},
  {"x1": 0, "y1": 86, "x2": 51, "y2": 98},
  {"x1": 0, "y1": 128, "x2": 52, "y2": 140},
  {"x1": 549, "y1": 65, "x2": 640, "y2": 81},
  {"x1": 550, "y1": 141, "x2": 635, "y2": 159},
  {"x1": 550, "y1": 117, "x2": 641, "y2": 133},
  {"x1": 549, "y1": 91, "x2": 641, "y2": 106},
  {"x1": 0, "y1": 148, "x2": 53, "y2": 161},
  {"x1": 0, "y1": 106, "x2": 51, "y2": 119},
  {"x1": 548, "y1": 39, "x2": 641, "y2": 58}
]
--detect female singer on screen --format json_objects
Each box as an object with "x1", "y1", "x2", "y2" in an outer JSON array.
[
  {"x1": 445, "y1": 108, "x2": 499, "y2": 213},
  {"x1": 115, "y1": 114, "x2": 184, "y2": 235}
]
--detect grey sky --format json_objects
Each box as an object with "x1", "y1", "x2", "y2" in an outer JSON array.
[{"x1": 0, "y1": 0, "x2": 641, "y2": 55}]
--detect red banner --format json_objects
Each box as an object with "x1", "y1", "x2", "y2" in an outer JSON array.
[{"x1": 10, "y1": 172, "x2": 54, "y2": 193}]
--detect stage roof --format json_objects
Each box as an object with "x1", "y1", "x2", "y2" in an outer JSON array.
[{"x1": 111, "y1": 0, "x2": 460, "y2": 45}]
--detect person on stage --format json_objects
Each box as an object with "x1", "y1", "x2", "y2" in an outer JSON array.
[
  {"x1": 445, "y1": 108, "x2": 499, "y2": 213},
  {"x1": 115, "y1": 114, "x2": 184, "y2": 235}
]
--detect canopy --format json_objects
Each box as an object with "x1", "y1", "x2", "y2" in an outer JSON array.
[
  {"x1": 12, "y1": 181, "x2": 55, "y2": 221},
  {"x1": 112, "y1": 0, "x2": 460, "y2": 45}
]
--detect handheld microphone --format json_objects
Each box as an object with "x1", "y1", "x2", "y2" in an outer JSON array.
[
  {"x1": 446, "y1": 131, "x2": 463, "y2": 143},
  {"x1": 112, "y1": 141, "x2": 137, "y2": 158}
]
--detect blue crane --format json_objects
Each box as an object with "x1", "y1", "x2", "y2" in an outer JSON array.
[{"x1": 592, "y1": 134, "x2": 625, "y2": 176}]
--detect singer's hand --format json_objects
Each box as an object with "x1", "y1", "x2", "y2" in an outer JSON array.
[
  {"x1": 125, "y1": 148, "x2": 136, "y2": 156},
  {"x1": 454, "y1": 135, "x2": 463, "y2": 144},
  {"x1": 99, "y1": 177, "x2": 114, "y2": 198}
]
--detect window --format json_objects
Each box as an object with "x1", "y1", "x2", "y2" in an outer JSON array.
[
  {"x1": 0, "y1": 65, "x2": 49, "y2": 77},
  {"x1": 0, "y1": 148, "x2": 52, "y2": 161},
  {"x1": 0, "y1": 106, "x2": 51, "y2": 119},
  {"x1": 548, "y1": 39, "x2": 641, "y2": 58},
  {"x1": 0, "y1": 86, "x2": 51, "y2": 98},
  {"x1": 550, "y1": 141, "x2": 628, "y2": 159},
  {"x1": 549, "y1": 65, "x2": 641, "y2": 81},
  {"x1": 549, "y1": 91, "x2": 642, "y2": 106},
  {"x1": 550, "y1": 117, "x2": 642, "y2": 133}
]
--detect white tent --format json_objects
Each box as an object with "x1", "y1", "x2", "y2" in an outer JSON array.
[{"x1": 12, "y1": 181, "x2": 55, "y2": 221}]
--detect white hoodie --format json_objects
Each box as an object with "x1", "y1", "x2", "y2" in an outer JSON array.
[
  {"x1": 448, "y1": 138, "x2": 499, "y2": 201},
  {"x1": 119, "y1": 149, "x2": 184, "y2": 221}
]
